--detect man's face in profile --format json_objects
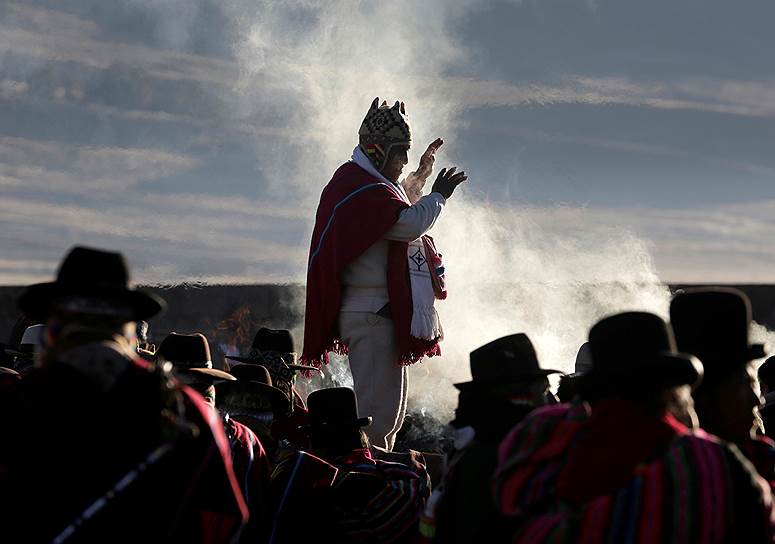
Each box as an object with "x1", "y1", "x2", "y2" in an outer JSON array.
[{"x1": 381, "y1": 145, "x2": 410, "y2": 183}]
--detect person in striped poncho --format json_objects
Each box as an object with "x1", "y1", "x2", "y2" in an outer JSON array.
[
  {"x1": 307, "y1": 387, "x2": 431, "y2": 543},
  {"x1": 671, "y1": 288, "x2": 775, "y2": 487},
  {"x1": 493, "y1": 312, "x2": 775, "y2": 543}
]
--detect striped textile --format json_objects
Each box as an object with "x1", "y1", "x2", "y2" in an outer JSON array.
[
  {"x1": 331, "y1": 448, "x2": 431, "y2": 543},
  {"x1": 740, "y1": 435, "x2": 775, "y2": 487},
  {"x1": 494, "y1": 402, "x2": 775, "y2": 543}
]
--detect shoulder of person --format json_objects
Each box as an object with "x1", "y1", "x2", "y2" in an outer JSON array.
[{"x1": 498, "y1": 401, "x2": 589, "y2": 466}]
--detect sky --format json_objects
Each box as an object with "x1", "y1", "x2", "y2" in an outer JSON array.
[{"x1": 2, "y1": 0, "x2": 775, "y2": 285}]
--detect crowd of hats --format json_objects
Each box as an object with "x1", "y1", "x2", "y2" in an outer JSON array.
[
  {"x1": 4, "y1": 245, "x2": 775, "y2": 542},
  {"x1": 3, "y1": 246, "x2": 772, "y2": 432}
]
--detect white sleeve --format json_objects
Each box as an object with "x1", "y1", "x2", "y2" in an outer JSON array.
[{"x1": 384, "y1": 192, "x2": 446, "y2": 242}]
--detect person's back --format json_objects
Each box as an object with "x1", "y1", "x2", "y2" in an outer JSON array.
[
  {"x1": 0, "y1": 246, "x2": 247, "y2": 543},
  {"x1": 495, "y1": 401, "x2": 775, "y2": 543},
  {"x1": 307, "y1": 387, "x2": 431, "y2": 543},
  {"x1": 493, "y1": 312, "x2": 775, "y2": 543},
  {"x1": 1, "y1": 344, "x2": 246, "y2": 543},
  {"x1": 433, "y1": 333, "x2": 561, "y2": 543},
  {"x1": 328, "y1": 447, "x2": 430, "y2": 543},
  {"x1": 435, "y1": 399, "x2": 540, "y2": 543}
]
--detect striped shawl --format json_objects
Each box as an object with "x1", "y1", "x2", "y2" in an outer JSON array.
[{"x1": 494, "y1": 402, "x2": 775, "y2": 543}]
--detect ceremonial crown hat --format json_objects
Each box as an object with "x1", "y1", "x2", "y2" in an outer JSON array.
[{"x1": 358, "y1": 97, "x2": 412, "y2": 170}]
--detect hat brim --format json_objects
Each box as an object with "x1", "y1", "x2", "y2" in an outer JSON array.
[
  {"x1": 179, "y1": 367, "x2": 236, "y2": 382},
  {"x1": 224, "y1": 355, "x2": 260, "y2": 364},
  {"x1": 289, "y1": 364, "x2": 320, "y2": 372},
  {"x1": 0, "y1": 367, "x2": 20, "y2": 377},
  {"x1": 18, "y1": 282, "x2": 165, "y2": 322},
  {"x1": 4, "y1": 349, "x2": 32, "y2": 359},
  {"x1": 576, "y1": 352, "x2": 702, "y2": 397},
  {"x1": 225, "y1": 355, "x2": 320, "y2": 373},
  {"x1": 453, "y1": 368, "x2": 563, "y2": 391},
  {"x1": 216, "y1": 381, "x2": 291, "y2": 414}
]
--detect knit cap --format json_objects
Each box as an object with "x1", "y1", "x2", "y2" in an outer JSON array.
[{"x1": 358, "y1": 97, "x2": 411, "y2": 170}]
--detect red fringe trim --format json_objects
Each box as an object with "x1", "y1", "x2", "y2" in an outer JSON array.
[
  {"x1": 299, "y1": 338, "x2": 348, "y2": 377},
  {"x1": 398, "y1": 337, "x2": 442, "y2": 367},
  {"x1": 300, "y1": 336, "x2": 441, "y2": 375}
]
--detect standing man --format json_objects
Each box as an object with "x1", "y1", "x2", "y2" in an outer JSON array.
[{"x1": 302, "y1": 98, "x2": 467, "y2": 450}]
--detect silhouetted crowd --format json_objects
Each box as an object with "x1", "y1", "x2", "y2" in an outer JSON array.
[{"x1": 3, "y1": 245, "x2": 775, "y2": 543}]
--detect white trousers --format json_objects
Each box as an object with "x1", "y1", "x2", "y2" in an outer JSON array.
[{"x1": 338, "y1": 311, "x2": 408, "y2": 451}]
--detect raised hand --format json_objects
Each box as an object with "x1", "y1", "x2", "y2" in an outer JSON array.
[
  {"x1": 403, "y1": 138, "x2": 444, "y2": 204},
  {"x1": 414, "y1": 138, "x2": 444, "y2": 182},
  {"x1": 431, "y1": 166, "x2": 468, "y2": 200}
]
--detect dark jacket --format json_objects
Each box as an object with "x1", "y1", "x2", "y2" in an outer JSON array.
[{"x1": 0, "y1": 345, "x2": 247, "y2": 543}]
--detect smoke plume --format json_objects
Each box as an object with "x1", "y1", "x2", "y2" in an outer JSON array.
[{"x1": 227, "y1": 1, "x2": 767, "y2": 418}]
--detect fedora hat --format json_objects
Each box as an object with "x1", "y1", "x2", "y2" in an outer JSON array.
[
  {"x1": 670, "y1": 288, "x2": 766, "y2": 382},
  {"x1": 226, "y1": 328, "x2": 317, "y2": 372},
  {"x1": 454, "y1": 333, "x2": 562, "y2": 392},
  {"x1": 18, "y1": 246, "x2": 165, "y2": 322},
  {"x1": 307, "y1": 387, "x2": 372, "y2": 429},
  {"x1": 217, "y1": 363, "x2": 291, "y2": 414},
  {"x1": 578, "y1": 312, "x2": 702, "y2": 395},
  {"x1": 156, "y1": 333, "x2": 235, "y2": 382}
]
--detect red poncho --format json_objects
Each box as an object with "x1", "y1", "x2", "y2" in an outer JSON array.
[{"x1": 301, "y1": 162, "x2": 441, "y2": 367}]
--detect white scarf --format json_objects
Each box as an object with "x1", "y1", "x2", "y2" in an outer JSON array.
[{"x1": 351, "y1": 147, "x2": 443, "y2": 341}]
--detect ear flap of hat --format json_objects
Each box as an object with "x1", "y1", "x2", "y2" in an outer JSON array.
[
  {"x1": 399, "y1": 101, "x2": 406, "y2": 114},
  {"x1": 371, "y1": 97, "x2": 380, "y2": 110}
]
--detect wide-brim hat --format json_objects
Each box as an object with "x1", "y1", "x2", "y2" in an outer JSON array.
[
  {"x1": 18, "y1": 246, "x2": 165, "y2": 322},
  {"x1": 670, "y1": 288, "x2": 766, "y2": 381},
  {"x1": 217, "y1": 362, "x2": 291, "y2": 414},
  {"x1": 157, "y1": 332, "x2": 234, "y2": 382},
  {"x1": 0, "y1": 366, "x2": 20, "y2": 377},
  {"x1": 307, "y1": 387, "x2": 372, "y2": 429},
  {"x1": 217, "y1": 381, "x2": 290, "y2": 415},
  {"x1": 454, "y1": 333, "x2": 562, "y2": 391},
  {"x1": 577, "y1": 312, "x2": 703, "y2": 396},
  {"x1": 225, "y1": 327, "x2": 318, "y2": 372},
  {"x1": 177, "y1": 367, "x2": 235, "y2": 382}
]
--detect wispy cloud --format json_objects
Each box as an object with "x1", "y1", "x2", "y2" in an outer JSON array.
[
  {"x1": 0, "y1": 136, "x2": 200, "y2": 193},
  {"x1": 0, "y1": 192, "x2": 309, "y2": 285},
  {"x1": 440, "y1": 74, "x2": 775, "y2": 119},
  {"x1": 0, "y1": 3, "x2": 236, "y2": 84}
]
